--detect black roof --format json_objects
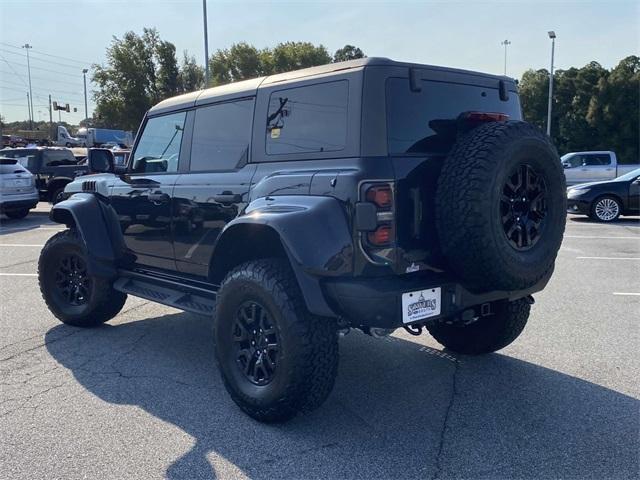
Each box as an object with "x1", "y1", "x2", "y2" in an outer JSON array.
[{"x1": 149, "y1": 57, "x2": 513, "y2": 115}]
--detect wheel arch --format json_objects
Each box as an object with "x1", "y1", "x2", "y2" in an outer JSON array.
[
  {"x1": 47, "y1": 177, "x2": 73, "y2": 200},
  {"x1": 209, "y1": 196, "x2": 354, "y2": 318}
]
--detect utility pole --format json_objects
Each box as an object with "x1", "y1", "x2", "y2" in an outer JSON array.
[
  {"x1": 49, "y1": 94, "x2": 53, "y2": 137},
  {"x1": 501, "y1": 39, "x2": 511, "y2": 76},
  {"x1": 26, "y1": 93, "x2": 32, "y2": 126},
  {"x1": 546, "y1": 31, "x2": 556, "y2": 136},
  {"x1": 202, "y1": 0, "x2": 210, "y2": 87},
  {"x1": 82, "y1": 69, "x2": 89, "y2": 123},
  {"x1": 22, "y1": 44, "x2": 34, "y2": 129}
]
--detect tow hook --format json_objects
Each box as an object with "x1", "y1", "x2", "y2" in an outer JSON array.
[
  {"x1": 525, "y1": 295, "x2": 535, "y2": 305},
  {"x1": 364, "y1": 327, "x2": 396, "y2": 338},
  {"x1": 403, "y1": 324, "x2": 423, "y2": 336}
]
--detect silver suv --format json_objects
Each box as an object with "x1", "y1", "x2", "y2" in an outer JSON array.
[{"x1": 0, "y1": 157, "x2": 39, "y2": 219}]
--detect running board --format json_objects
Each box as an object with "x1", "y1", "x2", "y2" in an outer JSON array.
[{"x1": 113, "y1": 274, "x2": 216, "y2": 316}]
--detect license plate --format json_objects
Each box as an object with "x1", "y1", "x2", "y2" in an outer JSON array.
[
  {"x1": 13, "y1": 179, "x2": 29, "y2": 186},
  {"x1": 402, "y1": 287, "x2": 441, "y2": 324}
]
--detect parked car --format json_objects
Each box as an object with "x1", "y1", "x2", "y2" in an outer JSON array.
[
  {"x1": 38, "y1": 58, "x2": 566, "y2": 423},
  {"x1": 561, "y1": 151, "x2": 639, "y2": 185},
  {"x1": 0, "y1": 157, "x2": 39, "y2": 219},
  {"x1": 0, "y1": 147, "x2": 88, "y2": 203},
  {"x1": 567, "y1": 168, "x2": 640, "y2": 222},
  {"x1": 2, "y1": 134, "x2": 27, "y2": 148}
]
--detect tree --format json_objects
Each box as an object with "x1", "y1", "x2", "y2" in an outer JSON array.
[
  {"x1": 588, "y1": 55, "x2": 640, "y2": 164},
  {"x1": 156, "y1": 40, "x2": 181, "y2": 99},
  {"x1": 333, "y1": 45, "x2": 365, "y2": 62},
  {"x1": 519, "y1": 68, "x2": 549, "y2": 131},
  {"x1": 179, "y1": 51, "x2": 205, "y2": 93},
  {"x1": 92, "y1": 28, "x2": 179, "y2": 131}
]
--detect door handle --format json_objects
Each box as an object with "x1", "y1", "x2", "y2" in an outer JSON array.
[
  {"x1": 148, "y1": 192, "x2": 170, "y2": 205},
  {"x1": 213, "y1": 192, "x2": 242, "y2": 204}
]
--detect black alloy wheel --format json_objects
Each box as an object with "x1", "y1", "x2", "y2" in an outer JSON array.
[
  {"x1": 500, "y1": 163, "x2": 548, "y2": 251},
  {"x1": 54, "y1": 253, "x2": 91, "y2": 306},
  {"x1": 232, "y1": 301, "x2": 280, "y2": 386}
]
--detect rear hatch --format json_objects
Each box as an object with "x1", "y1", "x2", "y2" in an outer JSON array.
[
  {"x1": 386, "y1": 71, "x2": 521, "y2": 274},
  {"x1": 0, "y1": 158, "x2": 35, "y2": 196}
]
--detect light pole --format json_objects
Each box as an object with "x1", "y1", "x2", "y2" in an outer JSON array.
[
  {"x1": 202, "y1": 0, "x2": 210, "y2": 87},
  {"x1": 22, "y1": 44, "x2": 34, "y2": 129},
  {"x1": 546, "y1": 31, "x2": 556, "y2": 136},
  {"x1": 501, "y1": 39, "x2": 511, "y2": 76},
  {"x1": 82, "y1": 69, "x2": 89, "y2": 123}
]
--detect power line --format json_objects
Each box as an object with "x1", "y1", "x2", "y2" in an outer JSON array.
[
  {"x1": 0, "y1": 55, "x2": 28, "y2": 87},
  {"x1": 0, "y1": 70, "x2": 85, "y2": 87},
  {"x1": 0, "y1": 83, "x2": 84, "y2": 100},
  {"x1": 0, "y1": 48, "x2": 90, "y2": 70},
  {"x1": 0, "y1": 42, "x2": 93, "y2": 66},
  {"x1": 1, "y1": 58, "x2": 82, "y2": 78}
]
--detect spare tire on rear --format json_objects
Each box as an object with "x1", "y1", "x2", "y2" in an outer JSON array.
[{"x1": 435, "y1": 121, "x2": 566, "y2": 292}]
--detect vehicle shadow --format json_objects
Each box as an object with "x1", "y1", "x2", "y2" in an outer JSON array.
[
  {"x1": 567, "y1": 215, "x2": 640, "y2": 226},
  {"x1": 45, "y1": 313, "x2": 638, "y2": 479},
  {"x1": 0, "y1": 209, "x2": 55, "y2": 235}
]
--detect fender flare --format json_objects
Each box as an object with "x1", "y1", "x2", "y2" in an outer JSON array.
[
  {"x1": 49, "y1": 193, "x2": 127, "y2": 277},
  {"x1": 212, "y1": 196, "x2": 354, "y2": 317}
]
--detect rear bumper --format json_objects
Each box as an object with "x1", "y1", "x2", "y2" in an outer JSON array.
[
  {"x1": 323, "y1": 270, "x2": 552, "y2": 329},
  {"x1": 0, "y1": 192, "x2": 39, "y2": 212}
]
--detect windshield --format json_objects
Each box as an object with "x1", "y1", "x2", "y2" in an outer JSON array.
[{"x1": 615, "y1": 168, "x2": 640, "y2": 181}]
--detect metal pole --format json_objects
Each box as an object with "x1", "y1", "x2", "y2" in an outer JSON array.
[
  {"x1": 26, "y1": 93, "x2": 32, "y2": 125},
  {"x1": 23, "y1": 44, "x2": 34, "y2": 130},
  {"x1": 546, "y1": 35, "x2": 555, "y2": 136},
  {"x1": 501, "y1": 39, "x2": 511, "y2": 76},
  {"x1": 82, "y1": 69, "x2": 89, "y2": 122},
  {"x1": 203, "y1": 0, "x2": 210, "y2": 87},
  {"x1": 49, "y1": 94, "x2": 53, "y2": 137}
]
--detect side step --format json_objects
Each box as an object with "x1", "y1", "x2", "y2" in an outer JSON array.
[{"x1": 113, "y1": 272, "x2": 216, "y2": 316}]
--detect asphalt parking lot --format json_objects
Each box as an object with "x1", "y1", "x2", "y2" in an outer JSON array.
[{"x1": 0, "y1": 205, "x2": 638, "y2": 480}]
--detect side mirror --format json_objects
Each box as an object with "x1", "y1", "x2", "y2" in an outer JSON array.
[
  {"x1": 562, "y1": 162, "x2": 571, "y2": 169},
  {"x1": 87, "y1": 148, "x2": 114, "y2": 173}
]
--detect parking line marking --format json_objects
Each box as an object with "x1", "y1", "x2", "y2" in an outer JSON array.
[
  {"x1": 565, "y1": 235, "x2": 639, "y2": 239},
  {"x1": 0, "y1": 244, "x2": 43, "y2": 247},
  {"x1": 613, "y1": 292, "x2": 640, "y2": 296},
  {"x1": 576, "y1": 256, "x2": 640, "y2": 261},
  {"x1": 0, "y1": 273, "x2": 37, "y2": 276}
]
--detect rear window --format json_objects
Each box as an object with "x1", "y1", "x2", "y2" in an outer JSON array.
[
  {"x1": 266, "y1": 80, "x2": 349, "y2": 155},
  {"x1": 386, "y1": 78, "x2": 521, "y2": 155},
  {"x1": 43, "y1": 150, "x2": 77, "y2": 166},
  {"x1": 0, "y1": 149, "x2": 38, "y2": 167}
]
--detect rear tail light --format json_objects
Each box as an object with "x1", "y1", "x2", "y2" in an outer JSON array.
[
  {"x1": 366, "y1": 185, "x2": 393, "y2": 208},
  {"x1": 361, "y1": 182, "x2": 395, "y2": 254},
  {"x1": 368, "y1": 224, "x2": 393, "y2": 246}
]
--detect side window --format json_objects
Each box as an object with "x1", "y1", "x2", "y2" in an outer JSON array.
[
  {"x1": 131, "y1": 112, "x2": 186, "y2": 173},
  {"x1": 266, "y1": 80, "x2": 348, "y2": 155},
  {"x1": 565, "y1": 155, "x2": 583, "y2": 168},
  {"x1": 190, "y1": 99, "x2": 254, "y2": 171},
  {"x1": 582, "y1": 154, "x2": 611, "y2": 166}
]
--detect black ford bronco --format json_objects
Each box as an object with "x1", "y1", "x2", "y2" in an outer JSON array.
[{"x1": 38, "y1": 58, "x2": 566, "y2": 422}]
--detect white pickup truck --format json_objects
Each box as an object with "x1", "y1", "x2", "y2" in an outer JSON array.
[{"x1": 561, "y1": 151, "x2": 640, "y2": 185}]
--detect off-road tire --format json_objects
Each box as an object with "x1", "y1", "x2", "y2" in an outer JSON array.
[
  {"x1": 50, "y1": 187, "x2": 66, "y2": 205},
  {"x1": 436, "y1": 121, "x2": 566, "y2": 292},
  {"x1": 427, "y1": 298, "x2": 531, "y2": 354},
  {"x1": 38, "y1": 229, "x2": 127, "y2": 327},
  {"x1": 214, "y1": 258, "x2": 339, "y2": 423},
  {"x1": 5, "y1": 208, "x2": 29, "y2": 219}
]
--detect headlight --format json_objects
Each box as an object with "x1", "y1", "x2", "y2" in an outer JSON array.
[{"x1": 568, "y1": 188, "x2": 590, "y2": 198}]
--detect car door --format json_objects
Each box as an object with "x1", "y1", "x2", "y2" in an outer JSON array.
[
  {"x1": 628, "y1": 175, "x2": 640, "y2": 213},
  {"x1": 172, "y1": 98, "x2": 257, "y2": 277},
  {"x1": 110, "y1": 111, "x2": 187, "y2": 270},
  {"x1": 582, "y1": 153, "x2": 614, "y2": 182}
]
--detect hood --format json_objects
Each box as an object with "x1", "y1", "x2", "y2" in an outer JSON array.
[{"x1": 568, "y1": 180, "x2": 615, "y2": 190}]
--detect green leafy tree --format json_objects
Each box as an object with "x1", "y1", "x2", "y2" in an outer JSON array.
[
  {"x1": 519, "y1": 68, "x2": 549, "y2": 131},
  {"x1": 92, "y1": 28, "x2": 179, "y2": 131},
  {"x1": 156, "y1": 40, "x2": 181, "y2": 99},
  {"x1": 333, "y1": 45, "x2": 365, "y2": 62},
  {"x1": 180, "y1": 51, "x2": 205, "y2": 93},
  {"x1": 271, "y1": 41, "x2": 331, "y2": 73},
  {"x1": 588, "y1": 55, "x2": 640, "y2": 164}
]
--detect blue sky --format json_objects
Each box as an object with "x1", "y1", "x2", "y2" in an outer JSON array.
[{"x1": 1, "y1": 0, "x2": 637, "y2": 124}]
